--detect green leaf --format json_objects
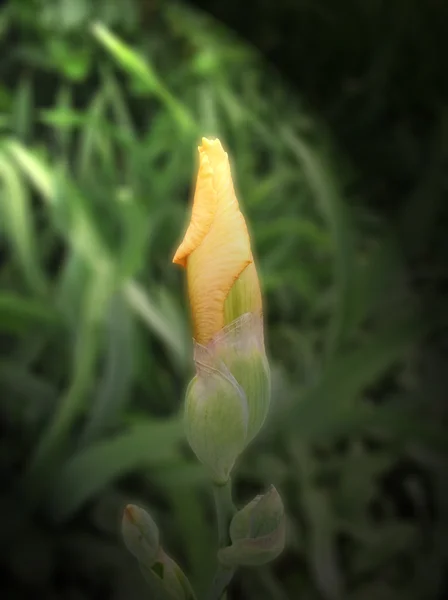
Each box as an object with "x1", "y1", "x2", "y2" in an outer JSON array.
[
  {"x1": 278, "y1": 315, "x2": 425, "y2": 439},
  {"x1": 345, "y1": 232, "x2": 407, "y2": 335},
  {"x1": 0, "y1": 153, "x2": 47, "y2": 294},
  {"x1": 75, "y1": 88, "x2": 109, "y2": 178},
  {"x1": 282, "y1": 130, "x2": 357, "y2": 360},
  {"x1": 124, "y1": 281, "x2": 190, "y2": 371},
  {"x1": 291, "y1": 443, "x2": 344, "y2": 600},
  {"x1": 166, "y1": 485, "x2": 214, "y2": 596},
  {"x1": 80, "y1": 293, "x2": 135, "y2": 444},
  {"x1": 101, "y1": 65, "x2": 137, "y2": 140},
  {"x1": 0, "y1": 292, "x2": 61, "y2": 334},
  {"x1": 12, "y1": 76, "x2": 34, "y2": 139},
  {"x1": 0, "y1": 360, "x2": 59, "y2": 433},
  {"x1": 47, "y1": 417, "x2": 184, "y2": 521},
  {"x1": 23, "y1": 267, "x2": 114, "y2": 504},
  {"x1": 91, "y1": 22, "x2": 195, "y2": 133},
  {"x1": 4, "y1": 139, "x2": 53, "y2": 200}
]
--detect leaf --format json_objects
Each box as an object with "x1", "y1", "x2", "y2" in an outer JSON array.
[
  {"x1": 0, "y1": 292, "x2": 61, "y2": 334},
  {"x1": 75, "y1": 88, "x2": 109, "y2": 178},
  {"x1": 101, "y1": 65, "x2": 137, "y2": 140},
  {"x1": 55, "y1": 249, "x2": 91, "y2": 325},
  {"x1": 278, "y1": 315, "x2": 425, "y2": 439},
  {"x1": 282, "y1": 129, "x2": 357, "y2": 360},
  {"x1": 123, "y1": 281, "x2": 190, "y2": 371},
  {"x1": 292, "y1": 442, "x2": 344, "y2": 600},
  {"x1": 114, "y1": 190, "x2": 150, "y2": 281},
  {"x1": 345, "y1": 232, "x2": 407, "y2": 335},
  {"x1": 333, "y1": 445, "x2": 394, "y2": 519},
  {"x1": 5, "y1": 139, "x2": 53, "y2": 200},
  {"x1": 80, "y1": 293, "x2": 135, "y2": 444},
  {"x1": 40, "y1": 107, "x2": 85, "y2": 129},
  {"x1": 12, "y1": 76, "x2": 34, "y2": 139},
  {"x1": 0, "y1": 153, "x2": 47, "y2": 294},
  {"x1": 0, "y1": 361, "x2": 58, "y2": 429},
  {"x1": 91, "y1": 22, "x2": 195, "y2": 133},
  {"x1": 165, "y1": 484, "x2": 214, "y2": 596},
  {"x1": 23, "y1": 267, "x2": 114, "y2": 504},
  {"x1": 351, "y1": 522, "x2": 417, "y2": 576},
  {"x1": 47, "y1": 418, "x2": 184, "y2": 521},
  {"x1": 49, "y1": 173, "x2": 112, "y2": 271}
]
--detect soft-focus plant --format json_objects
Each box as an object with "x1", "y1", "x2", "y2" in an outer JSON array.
[
  {"x1": 0, "y1": 2, "x2": 447, "y2": 600},
  {"x1": 123, "y1": 137, "x2": 285, "y2": 599}
]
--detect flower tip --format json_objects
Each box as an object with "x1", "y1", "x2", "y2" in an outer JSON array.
[
  {"x1": 201, "y1": 136, "x2": 218, "y2": 147},
  {"x1": 199, "y1": 137, "x2": 226, "y2": 156},
  {"x1": 172, "y1": 250, "x2": 184, "y2": 266},
  {"x1": 124, "y1": 504, "x2": 138, "y2": 524}
]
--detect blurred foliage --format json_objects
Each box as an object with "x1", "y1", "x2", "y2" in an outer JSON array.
[{"x1": 0, "y1": 1, "x2": 447, "y2": 599}]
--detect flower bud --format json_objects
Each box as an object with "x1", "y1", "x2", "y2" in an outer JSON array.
[
  {"x1": 217, "y1": 485, "x2": 286, "y2": 567},
  {"x1": 122, "y1": 504, "x2": 159, "y2": 566},
  {"x1": 175, "y1": 137, "x2": 271, "y2": 480},
  {"x1": 184, "y1": 342, "x2": 248, "y2": 485},
  {"x1": 140, "y1": 549, "x2": 196, "y2": 600},
  {"x1": 211, "y1": 312, "x2": 270, "y2": 444},
  {"x1": 122, "y1": 505, "x2": 196, "y2": 600}
]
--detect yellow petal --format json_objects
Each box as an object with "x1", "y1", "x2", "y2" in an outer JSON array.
[
  {"x1": 172, "y1": 143, "x2": 217, "y2": 267},
  {"x1": 188, "y1": 200, "x2": 252, "y2": 344},
  {"x1": 173, "y1": 138, "x2": 262, "y2": 344}
]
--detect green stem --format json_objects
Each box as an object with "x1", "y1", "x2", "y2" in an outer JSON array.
[
  {"x1": 207, "y1": 479, "x2": 236, "y2": 600},
  {"x1": 213, "y1": 479, "x2": 235, "y2": 547}
]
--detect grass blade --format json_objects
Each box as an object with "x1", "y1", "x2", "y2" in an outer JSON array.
[
  {"x1": 0, "y1": 152, "x2": 47, "y2": 294},
  {"x1": 0, "y1": 292, "x2": 61, "y2": 334},
  {"x1": 282, "y1": 129, "x2": 357, "y2": 360},
  {"x1": 47, "y1": 417, "x2": 184, "y2": 521},
  {"x1": 91, "y1": 22, "x2": 195, "y2": 133},
  {"x1": 80, "y1": 293, "x2": 135, "y2": 444}
]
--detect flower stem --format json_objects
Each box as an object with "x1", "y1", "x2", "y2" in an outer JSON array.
[
  {"x1": 213, "y1": 479, "x2": 235, "y2": 547},
  {"x1": 206, "y1": 479, "x2": 237, "y2": 600},
  {"x1": 206, "y1": 565, "x2": 235, "y2": 600}
]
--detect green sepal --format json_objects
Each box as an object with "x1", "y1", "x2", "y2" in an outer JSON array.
[{"x1": 218, "y1": 485, "x2": 285, "y2": 567}]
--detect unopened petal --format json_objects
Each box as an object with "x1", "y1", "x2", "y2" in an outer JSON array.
[
  {"x1": 187, "y1": 205, "x2": 252, "y2": 344},
  {"x1": 173, "y1": 137, "x2": 259, "y2": 344},
  {"x1": 186, "y1": 139, "x2": 253, "y2": 344},
  {"x1": 173, "y1": 147, "x2": 217, "y2": 267}
]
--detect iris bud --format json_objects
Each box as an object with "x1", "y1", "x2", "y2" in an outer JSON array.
[
  {"x1": 122, "y1": 505, "x2": 196, "y2": 600},
  {"x1": 218, "y1": 486, "x2": 286, "y2": 567}
]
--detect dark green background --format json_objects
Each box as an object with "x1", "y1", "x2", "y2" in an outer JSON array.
[{"x1": 0, "y1": 1, "x2": 447, "y2": 599}]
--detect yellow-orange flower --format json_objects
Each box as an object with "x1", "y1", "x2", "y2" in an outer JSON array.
[{"x1": 173, "y1": 138, "x2": 262, "y2": 345}]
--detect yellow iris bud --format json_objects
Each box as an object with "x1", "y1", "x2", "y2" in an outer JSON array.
[{"x1": 174, "y1": 138, "x2": 270, "y2": 483}]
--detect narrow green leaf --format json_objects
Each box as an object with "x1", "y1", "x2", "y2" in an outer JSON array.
[
  {"x1": 166, "y1": 484, "x2": 215, "y2": 596},
  {"x1": 23, "y1": 267, "x2": 114, "y2": 504},
  {"x1": 4, "y1": 140, "x2": 53, "y2": 200},
  {"x1": 124, "y1": 281, "x2": 190, "y2": 371},
  {"x1": 91, "y1": 22, "x2": 195, "y2": 133},
  {"x1": 0, "y1": 292, "x2": 61, "y2": 334},
  {"x1": 282, "y1": 129, "x2": 356, "y2": 360},
  {"x1": 0, "y1": 361, "x2": 58, "y2": 428},
  {"x1": 101, "y1": 66, "x2": 137, "y2": 139},
  {"x1": 81, "y1": 293, "x2": 135, "y2": 444},
  {"x1": 12, "y1": 76, "x2": 33, "y2": 139},
  {"x1": 0, "y1": 153, "x2": 47, "y2": 293},
  {"x1": 291, "y1": 443, "x2": 344, "y2": 600},
  {"x1": 48, "y1": 418, "x2": 184, "y2": 521},
  {"x1": 279, "y1": 315, "x2": 424, "y2": 438},
  {"x1": 75, "y1": 89, "x2": 108, "y2": 178}
]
